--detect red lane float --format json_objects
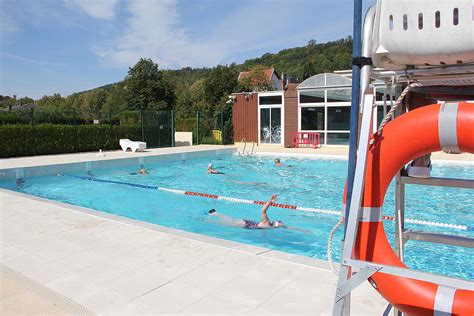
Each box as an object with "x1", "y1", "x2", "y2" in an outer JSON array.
[{"x1": 347, "y1": 102, "x2": 474, "y2": 315}]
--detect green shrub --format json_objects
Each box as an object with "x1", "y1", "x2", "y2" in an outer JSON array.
[{"x1": 0, "y1": 124, "x2": 141, "y2": 158}]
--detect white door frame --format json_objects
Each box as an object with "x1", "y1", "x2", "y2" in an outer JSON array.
[{"x1": 257, "y1": 91, "x2": 285, "y2": 145}]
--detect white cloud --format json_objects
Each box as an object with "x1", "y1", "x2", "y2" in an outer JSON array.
[
  {"x1": 96, "y1": 0, "x2": 351, "y2": 69},
  {"x1": 64, "y1": 0, "x2": 118, "y2": 20},
  {"x1": 97, "y1": 0, "x2": 223, "y2": 68}
]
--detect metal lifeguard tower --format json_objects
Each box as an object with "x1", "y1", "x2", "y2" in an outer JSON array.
[{"x1": 333, "y1": 0, "x2": 474, "y2": 315}]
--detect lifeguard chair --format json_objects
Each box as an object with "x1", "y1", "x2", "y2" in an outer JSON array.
[{"x1": 332, "y1": 0, "x2": 474, "y2": 315}]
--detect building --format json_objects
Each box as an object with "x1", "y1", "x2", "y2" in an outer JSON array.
[
  {"x1": 237, "y1": 67, "x2": 282, "y2": 91},
  {"x1": 232, "y1": 72, "x2": 392, "y2": 147}
]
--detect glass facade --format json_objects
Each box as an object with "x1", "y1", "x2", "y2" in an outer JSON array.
[
  {"x1": 327, "y1": 107, "x2": 350, "y2": 130},
  {"x1": 259, "y1": 95, "x2": 282, "y2": 105},
  {"x1": 326, "y1": 132, "x2": 350, "y2": 145},
  {"x1": 301, "y1": 107, "x2": 324, "y2": 130},
  {"x1": 297, "y1": 73, "x2": 392, "y2": 145}
]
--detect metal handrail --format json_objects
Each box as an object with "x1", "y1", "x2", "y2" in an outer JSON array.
[
  {"x1": 239, "y1": 138, "x2": 246, "y2": 155},
  {"x1": 249, "y1": 142, "x2": 256, "y2": 155}
]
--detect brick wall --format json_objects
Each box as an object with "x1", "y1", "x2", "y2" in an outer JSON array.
[
  {"x1": 232, "y1": 93, "x2": 258, "y2": 143},
  {"x1": 284, "y1": 84, "x2": 298, "y2": 147}
]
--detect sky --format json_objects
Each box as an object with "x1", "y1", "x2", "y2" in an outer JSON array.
[{"x1": 0, "y1": 0, "x2": 372, "y2": 99}]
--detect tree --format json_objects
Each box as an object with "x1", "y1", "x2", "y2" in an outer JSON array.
[
  {"x1": 86, "y1": 89, "x2": 107, "y2": 119},
  {"x1": 102, "y1": 82, "x2": 129, "y2": 117},
  {"x1": 202, "y1": 65, "x2": 237, "y2": 108},
  {"x1": 124, "y1": 58, "x2": 175, "y2": 110},
  {"x1": 302, "y1": 61, "x2": 318, "y2": 80},
  {"x1": 37, "y1": 93, "x2": 66, "y2": 109}
]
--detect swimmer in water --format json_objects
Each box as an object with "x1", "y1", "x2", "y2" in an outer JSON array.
[
  {"x1": 207, "y1": 194, "x2": 310, "y2": 234},
  {"x1": 274, "y1": 158, "x2": 284, "y2": 167},
  {"x1": 207, "y1": 164, "x2": 224, "y2": 174}
]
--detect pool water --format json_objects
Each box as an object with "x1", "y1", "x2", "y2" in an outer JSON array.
[{"x1": 1, "y1": 154, "x2": 473, "y2": 280}]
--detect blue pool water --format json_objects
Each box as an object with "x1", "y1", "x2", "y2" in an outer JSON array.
[{"x1": 1, "y1": 154, "x2": 473, "y2": 280}]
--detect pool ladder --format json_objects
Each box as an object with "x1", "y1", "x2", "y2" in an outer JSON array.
[{"x1": 238, "y1": 138, "x2": 256, "y2": 156}]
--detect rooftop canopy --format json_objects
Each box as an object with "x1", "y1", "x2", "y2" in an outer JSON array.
[{"x1": 297, "y1": 73, "x2": 352, "y2": 90}]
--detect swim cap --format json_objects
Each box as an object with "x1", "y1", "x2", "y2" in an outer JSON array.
[{"x1": 208, "y1": 164, "x2": 213, "y2": 168}]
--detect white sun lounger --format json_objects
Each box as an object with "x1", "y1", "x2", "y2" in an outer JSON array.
[{"x1": 119, "y1": 139, "x2": 146, "y2": 152}]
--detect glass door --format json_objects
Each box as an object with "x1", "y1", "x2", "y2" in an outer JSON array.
[{"x1": 260, "y1": 107, "x2": 282, "y2": 144}]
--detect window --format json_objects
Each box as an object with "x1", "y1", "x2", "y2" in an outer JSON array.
[
  {"x1": 259, "y1": 95, "x2": 282, "y2": 105},
  {"x1": 453, "y1": 8, "x2": 459, "y2": 25},
  {"x1": 326, "y1": 133, "x2": 350, "y2": 145},
  {"x1": 300, "y1": 91, "x2": 324, "y2": 103},
  {"x1": 403, "y1": 14, "x2": 408, "y2": 30},
  {"x1": 327, "y1": 89, "x2": 351, "y2": 102},
  {"x1": 389, "y1": 15, "x2": 394, "y2": 30},
  {"x1": 301, "y1": 107, "x2": 324, "y2": 130},
  {"x1": 418, "y1": 13, "x2": 423, "y2": 29},
  {"x1": 435, "y1": 11, "x2": 441, "y2": 28},
  {"x1": 327, "y1": 107, "x2": 351, "y2": 131}
]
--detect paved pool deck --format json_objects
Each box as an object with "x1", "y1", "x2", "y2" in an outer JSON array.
[{"x1": 1, "y1": 145, "x2": 471, "y2": 314}]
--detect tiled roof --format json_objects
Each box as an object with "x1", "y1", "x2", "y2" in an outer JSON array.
[{"x1": 238, "y1": 68, "x2": 276, "y2": 83}]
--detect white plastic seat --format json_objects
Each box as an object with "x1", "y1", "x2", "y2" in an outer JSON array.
[
  {"x1": 371, "y1": 0, "x2": 474, "y2": 69},
  {"x1": 119, "y1": 139, "x2": 146, "y2": 152}
]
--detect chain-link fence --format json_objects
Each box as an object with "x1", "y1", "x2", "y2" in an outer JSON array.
[
  {"x1": 141, "y1": 110, "x2": 174, "y2": 148},
  {"x1": 178, "y1": 110, "x2": 231, "y2": 145}
]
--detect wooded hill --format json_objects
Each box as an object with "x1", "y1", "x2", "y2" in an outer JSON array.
[{"x1": 89, "y1": 36, "x2": 353, "y2": 94}]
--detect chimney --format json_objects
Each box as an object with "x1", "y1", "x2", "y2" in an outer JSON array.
[{"x1": 281, "y1": 73, "x2": 288, "y2": 90}]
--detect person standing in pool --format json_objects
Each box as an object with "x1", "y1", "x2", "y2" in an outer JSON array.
[
  {"x1": 274, "y1": 158, "x2": 284, "y2": 167},
  {"x1": 208, "y1": 194, "x2": 284, "y2": 229},
  {"x1": 274, "y1": 158, "x2": 293, "y2": 168}
]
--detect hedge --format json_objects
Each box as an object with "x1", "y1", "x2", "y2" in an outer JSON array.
[{"x1": 0, "y1": 124, "x2": 141, "y2": 158}]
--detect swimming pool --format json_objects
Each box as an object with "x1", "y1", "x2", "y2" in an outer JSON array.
[{"x1": 1, "y1": 152, "x2": 472, "y2": 280}]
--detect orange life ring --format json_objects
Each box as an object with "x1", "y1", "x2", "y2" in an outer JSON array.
[{"x1": 344, "y1": 102, "x2": 474, "y2": 315}]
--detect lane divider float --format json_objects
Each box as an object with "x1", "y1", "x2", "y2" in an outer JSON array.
[{"x1": 64, "y1": 174, "x2": 472, "y2": 232}]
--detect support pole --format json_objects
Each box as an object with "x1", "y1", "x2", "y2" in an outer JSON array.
[
  {"x1": 196, "y1": 111, "x2": 200, "y2": 145},
  {"x1": 140, "y1": 110, "x2": 145, "y2": 142},
  {"x1": 345, "y1": 0, "x2": 363, "y2": 229},
  {"x1": 220, "y1": 111, "x2": 224, "y2": 145},
  {"x1": 171, "y1": 110, "x2": 175, "y2": 147}
]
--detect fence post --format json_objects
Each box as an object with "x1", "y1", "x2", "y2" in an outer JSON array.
[
  {"x1": 158, "y1": 111, "x2": 161, "y2": 148},
  {"x1": 140, "y1": 109, "x2": 145, "y2": 142},
  {"x1": 73, "y1": 108, "x2": 77, "y2": 152},
  {"x1": 31, "y1": 108, "x2": 36, "y2": 156},
  {"x1": 170, "y1": 110, "x2": 175, "y2": 147},
  {"x1": 220, "y1": 111, "x2": 224, "y2": 145},
  {"x1": 196, "y1": 111, "x2": 200, "y2": 145}
]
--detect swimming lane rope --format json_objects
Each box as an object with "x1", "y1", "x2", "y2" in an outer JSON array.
[{"x1": 64, "y1": 174, "x2": 473, "y2": 232}]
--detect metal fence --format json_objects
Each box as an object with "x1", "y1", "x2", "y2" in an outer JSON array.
[
  {"x1": 192, "y1": 110, "x2": 232, "y2": 145},
  {"x1": 141, "y1": 110, "x2": 174, "y2": 148},
  {"x1": 0, "y1": 108, "x2": 175, "y2": 153}
]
